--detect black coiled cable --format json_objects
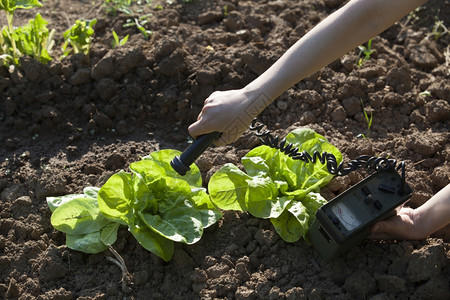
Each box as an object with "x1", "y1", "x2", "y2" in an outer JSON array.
[{"x1": 249, "y1": 119, "x2": 407, "y2": 192}]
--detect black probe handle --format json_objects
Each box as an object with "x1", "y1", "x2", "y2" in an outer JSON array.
[{"x1": 170, "y1": 131, "x2": 222, "y2": 175}]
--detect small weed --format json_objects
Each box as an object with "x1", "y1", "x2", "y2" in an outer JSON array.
[
  {"x1": 403, "y1": 7, "x2": 422, "y2": 26},
  {"x1": 123, "y1": 14, "x2": 152, "y2": 40},
  {"x1": 61, "y1": 19, "x2": 97, "y2": 57},
  {"x1": 223, "y1": 5, "x2": 229, "y2": 17},
  {"x1": 103, "y1": 0, "x2": 133, "y2": 16},
  {"x1": 358, "y1": 99, "x2": 373, "y2": 138},
  {"x1": 111, "y1": 30, "x2": 129, "y2": 48},
  {"x1": 357, "y1": 39, "x2": 374, "y2": 67},
  {"x1": 424, "y1": 19, "x2": 448, "y2": 41},
  {"x1": 103, "y1": 0, "x2": 152, "y2": 15}
]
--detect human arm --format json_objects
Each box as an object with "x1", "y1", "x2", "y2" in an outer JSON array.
[
  {"x1": 369, "y1": 184, "x2": 450, "y2": 240},
  {"x1": 189, "y1": 0, "x2": 428, "y2": 145}
]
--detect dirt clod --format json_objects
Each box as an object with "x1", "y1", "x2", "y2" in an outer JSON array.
[{"x1": 0, "y1": 0, "x2": 448, "y2": 299}]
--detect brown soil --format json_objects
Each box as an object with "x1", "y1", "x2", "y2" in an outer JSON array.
[{"x1": 1, "y1": 0, "x2": 449, "y2": 299}]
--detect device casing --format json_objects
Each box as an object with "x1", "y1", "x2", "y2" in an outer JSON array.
[{"x1": 307, "y1": 169, "x2": 412, "y2": 261}]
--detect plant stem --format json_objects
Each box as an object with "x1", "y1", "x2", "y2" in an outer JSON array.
[
  {"x1": 6, "y1": 11, "x2": 18, "y2": 62},
  {"x1": 107, "y1": 246, "x2": 131, "y2": 294}
]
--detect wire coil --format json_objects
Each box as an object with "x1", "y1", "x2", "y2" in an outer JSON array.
[{"x1": 249, "y1": 119, "x2": 406, "y2": 190}]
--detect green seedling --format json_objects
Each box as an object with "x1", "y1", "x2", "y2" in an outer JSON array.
[
  {"x1": 0, "y1": 0, "x2": 43, "y2": 65},
  {"x1": 357, "y1": 39, "x2": 374, "y2": 67},
  {"x1": 104, "y1": 0, "x2": 133, "y2": 16},
  {"x1": 425, "y1": 19, "x2": 448, "y2": 41},
  {"x1": 123, "y1": 14, "x2": 152, "y2": 39},
  {"x1": 47, "y1": 149, "x2": 222, "y2": 261},
  {"x1": 403, "y1": 7, "x2": 421, "y2": 26},
  {"x1": 111, "y1": 30, "x2": 129, "y2": 48},
  {"x1": 103, "y1": 0, "x2": 151, "y2": 16},
  {"x1": 357, "y1": 99, "x2": 373, "y2": 139},
  {"x1": 61, "y1": 18, "x2": 97, "y2": 57},
  {"x1": 223, "y1": 5, "x2": 229, "y2": 17},
  {"x1": 419, "y1": 91, "x2": 431, "y2": 97},
  {"x1": 208, "y1": 128, "x2": 343, "y2": 242},
  {"x1": 362, "y1": 99, "x2": 373, "y2": 131}
]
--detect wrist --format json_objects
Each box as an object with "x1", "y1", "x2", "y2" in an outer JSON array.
[
  {"x1": 241, "y1": 84, "x2": 274, "y2": 118},
  {"x1": 412, "y1": 206, "x2": 432, "y2": 239}
]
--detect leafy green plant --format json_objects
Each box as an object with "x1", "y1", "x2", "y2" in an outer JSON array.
[
  {"x1": 0, "y1": 0, "x2": 44, "y2": 65},
  {"x1": 208, "y1": 128, "x2": 342, "y2": 242},
  {"x1": 111, "y1": 30, "x2": 129, "y2": 48},
  {"x1": 357, "y1": 38, "x2": 374, "y2": 67},
  {"x1": 103, "y1": 0, "x2": 152, "y2": 16},
  {"x1": 14, "y1": 13, "x2": 55, "y2": 64},
  {"x1": 47, "y1": 150, "x2": 222, "y2": 261},
  {"x1": 103, "y1": 0, "x2": 133, "y2": 16},
  {"x1": 123, "y1": 14, "x2": 152, "y2": 39},
  {"x1": 61, "y1": 19, "x2": 97, "y2": 57}
]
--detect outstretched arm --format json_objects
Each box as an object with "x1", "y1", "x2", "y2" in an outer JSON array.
[
  {"x1": 189, "y1": 0, "x2": 428, "y2": 145},
  {"x1": 369, "y1": 184, "x2": 450, "y2": 240}
]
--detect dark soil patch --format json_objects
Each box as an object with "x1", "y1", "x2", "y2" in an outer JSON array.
[{"x1": 1, "y1": 0, "x2": 449, "y2": 299}]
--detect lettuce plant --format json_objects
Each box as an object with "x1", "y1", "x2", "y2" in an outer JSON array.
[
  {"x1": 47, "y1": 150, "x2": 222, "y2": 261},
  {"x1": 208, "y1": 128, "x2": 343, "y2": 242},
  {"x1": 0, "y1": 0, "x2": 45, "y2": 65}
]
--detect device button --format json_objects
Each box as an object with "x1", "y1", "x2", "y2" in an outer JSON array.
[
  {"x1": 361, "y1": 186, "x2": 371, "y2": 196},
  {"x1": 379, "y1": 184, "x2": 396, "y2": 194},
  {"x1": 373, "y1": 200, "x2": 383, "y2": 210},
  {"x1": 364, "y1": 195, "x2": 373, "y2": 205}
]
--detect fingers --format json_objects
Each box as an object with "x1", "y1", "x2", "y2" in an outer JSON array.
[
  {"x1": 368, "y1": 210, "x2": 418, "y2": 240},
  {"x1": 368, "y1": 221, "x2": 392, "y2": 240},
  {"x1": 189, "y1": 117, "x2": 244, "y2": 146}
]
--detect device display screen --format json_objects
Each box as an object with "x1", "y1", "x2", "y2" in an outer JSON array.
[{"x1": 331, "y1": 202, "x2": 362, "y2": 231}]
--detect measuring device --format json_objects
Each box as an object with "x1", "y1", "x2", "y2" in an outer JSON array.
[
  {"x1": 170, "y1": 119, "x2": 413, "y2": 261},
  {"x1": 307, "y1": 168, "x2": 412, "y2": 261}
]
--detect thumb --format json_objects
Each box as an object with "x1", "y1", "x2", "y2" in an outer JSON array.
[
  {"x1": 188, "y1": 120, "x2": 208, "y2": 138},
  {"x1": 368, "y1": 220, "x2": 395, "y2": 240}
]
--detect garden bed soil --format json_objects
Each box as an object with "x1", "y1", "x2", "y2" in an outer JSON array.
[{"x1": 1, "y1": 0, "x2": 449, "y2": 299}]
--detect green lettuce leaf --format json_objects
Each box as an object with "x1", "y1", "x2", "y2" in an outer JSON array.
[
  {"x1": 0, "y1": 0, "x2": 43, "y2": 13},
  {"x1": 139, "y1": 199, "x2": 203, "y2": 244},
  {"x1": 100, "y1": 222, "x2": 120, "y2": 246},
  {"x1": 189, "y1": 187, "x2": 223, "y2": 228},
  {"x1": 47, "y1": 193, "x2": 85, "y2": 213},
  {"x1": 208, "y1": 163, "x2": 251, "y2": 211},
  {"x1": 97, "y1": 171, "x2": 136, "y2": 225},
  {"x1": 50, "y1": 197, "x2": 110, "y2": 235},
  {"x1": 141, "y1": 149, "x2": 202, "y2": 187},
  {"x1": 66, "y1": 231, "x2": 108, "y2": 254},
  {"x1": 129, "y1": 218, "x2": 174, "y2": 262}
]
